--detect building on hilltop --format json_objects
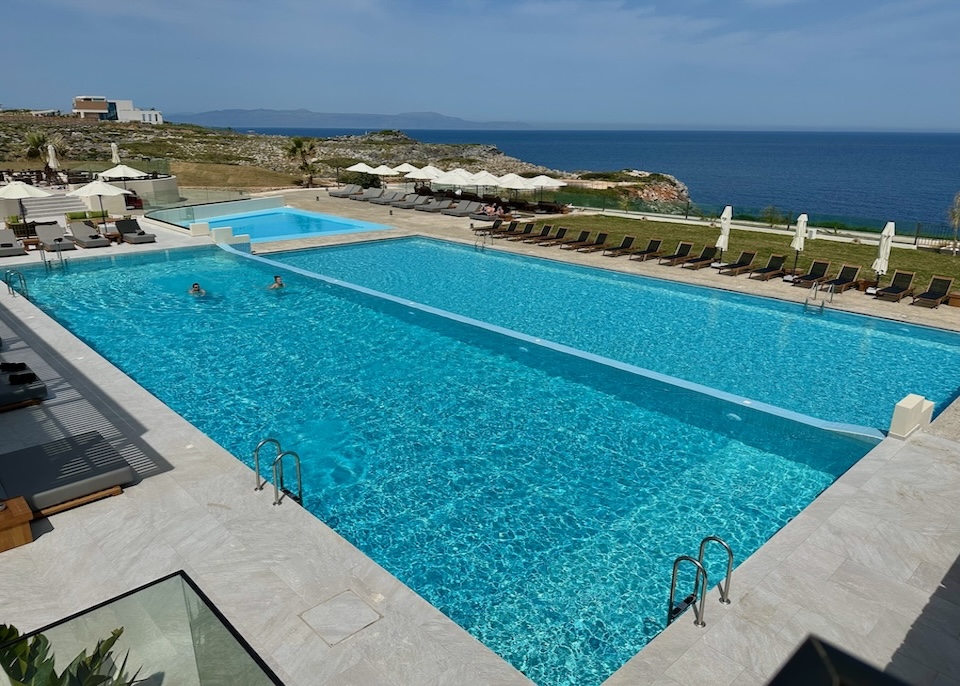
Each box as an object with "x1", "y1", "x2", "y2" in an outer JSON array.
[{"x1": 72, "y1": 96, "x2": 163, "y2": 124}]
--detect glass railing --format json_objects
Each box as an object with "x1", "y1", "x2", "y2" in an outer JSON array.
[
  {"x1": 0, "y1": 571, "x2": 283, "y2": 686},
  {"x1": 147, "y1": 196, "x2": 282, "y2": 227}
]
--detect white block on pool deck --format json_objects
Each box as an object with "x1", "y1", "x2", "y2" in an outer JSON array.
[
  {"x1": 889, "y1": 393, "x2": 926, "y2": 439},
  {"x1": 920, "y1": 398, "x2": 935, "y2": 425},
  {"x1": 189, "y1": 222, "x2": 210, "y2": 236}
]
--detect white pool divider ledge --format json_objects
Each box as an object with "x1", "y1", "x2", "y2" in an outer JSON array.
[
  {"x1": 888, "y1": 393, "x2": 935, "y2": 438},
  {"x1": 218, "y1": 243, "x2": 887, "y2": 444}
]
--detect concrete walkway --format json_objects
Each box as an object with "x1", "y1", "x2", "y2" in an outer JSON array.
[{"x1": 2, "y1": 191, "x2": 959, "y2": 685}]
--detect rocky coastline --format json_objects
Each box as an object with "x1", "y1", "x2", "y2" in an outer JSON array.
[{"x1": 0, "y1": 116, "x2": 690, "y2": 205}]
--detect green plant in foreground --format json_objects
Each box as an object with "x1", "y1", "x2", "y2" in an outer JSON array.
[
  {"x1": 949, "y1": 191, "x2": 960, "y2": 253},
  {"x1": 0, "y1": 624, "x2": 141, "y2": 686}
]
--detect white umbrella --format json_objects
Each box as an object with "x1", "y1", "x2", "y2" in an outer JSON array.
[
  {"x1": 404, "y1": 167, "x2": 442, "y2": 180},
  {"x1": 47, "y1": 144, "x2": 59, "y2": 171},
  {"x1": 0, "y1": 181, "x2": 53, "y2": 223},
  {"x1": 110, "y1": 142, "x2": 121, "y2": 165},
  {"x1": 346, "y1": 162, "x2": 375, "y2": 173},
  {"x1": 393, "y1": 163, "x2": 419, "y2": 173},
  {"x1": 433, "y1": 169, "x2": 475, "y2": 186},
  {"x1": 716, "y1": 205, "x2": 732, "y2": 258},
  {"x1": 98, "y1": 164, "x2": 149, "y2": 180},
  {"x1": 790, "y1": 213, "x2": 810, "y2": 276},
  {"x1": 67, "y1": 179, "x2": 131, "y2": 222},
  {"x1": 470, "y1": 170, "x2": 502, "y2": 187},
  {"x1": 872, "y1": 221, "x2": 896, "y2": 285},
  {"x1": 370, "y1": 165, "x2": 399, "y2": 177},
  {"x1": 528, "y1": 175, "x2": 566, "y2": 188},
  {"x1": 497, "y1": 173, "x2": 534, "y2": 191}
]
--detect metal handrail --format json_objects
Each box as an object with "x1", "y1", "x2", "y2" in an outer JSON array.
[
  {"x1": 698, "y1": 535, "x2": 734, "y2": 605},
  {"x1": 271, "y1": 451, "x2": 302, "y2": 506},
  {"x1": 667, "y1": 555, "x2": 707, "y2": 627},
  {"x1": 252, "y1": 437, "x2": 281, "y2": 491},
  {"x1": 4, "y1": 270, "x2": 27, "y2": 297}
]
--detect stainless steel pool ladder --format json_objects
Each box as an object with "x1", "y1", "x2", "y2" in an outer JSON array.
[
  {"x1": 252, "y1": 438, "x2": 303, "y2": 506},
  {"x1": 667, "y1": 535, "x2": 734, "y2": 627},
  {"x1": 4, "y1": 270, "x2": 27, "y2": 298},
  {"x1": 39, "y1": 239, "x2": 69, "y2": 271}
]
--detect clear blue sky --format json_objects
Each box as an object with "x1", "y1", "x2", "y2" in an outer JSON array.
[{"x1": 5, "y1": 0, "x2": 958, "y2": 130}]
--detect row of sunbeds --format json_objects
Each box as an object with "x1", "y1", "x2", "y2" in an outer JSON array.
[
  {"x1": 330, "y1": 186, "x2": 511, "y2": 220},
  {"x1": 0, "y1": 219, "x2": 155, "y2": 257},
  {"x1": 474, "y1": 221, "x2": 956, "y2": 308}
]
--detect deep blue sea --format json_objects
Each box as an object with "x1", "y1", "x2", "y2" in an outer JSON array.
[{"x1": 252, "y1": 128, "x2": 960, "y2": 229}]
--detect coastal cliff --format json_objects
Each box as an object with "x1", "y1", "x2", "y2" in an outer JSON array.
[{"x1": 0, "y1": 117, "x2": 690, "y2": 205}]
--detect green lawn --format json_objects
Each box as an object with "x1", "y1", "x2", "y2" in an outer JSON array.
[{"x1": 529, "y1": 214, "x2": 960, "y2": 291}]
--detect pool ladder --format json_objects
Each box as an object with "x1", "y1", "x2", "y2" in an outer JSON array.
[
  {"x1": 38, "y1": 239, "x2": 69, "y2": 271},
  {"x1": 4, "y1": 270, "x2": 28, "y2": 298},
  {"x1": 252, "y1": 437, "x2": 303, "y2": 506},
  {"x1": 666, "y1": 535, "x2": 734, "y2": 628}
]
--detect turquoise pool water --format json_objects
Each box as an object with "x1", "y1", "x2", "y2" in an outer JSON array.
[
  {"x1": 204, "y1": 207, "x2": 390, "y2": 242},
  {"x1": 272, "y1": 237, "x2": 960, "y2": 431},
  {"x1": 21, "y1": 247, "x2": 875, "y2": 686}
]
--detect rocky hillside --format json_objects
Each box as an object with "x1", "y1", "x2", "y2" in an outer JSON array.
[{"x1": 0, "y1": 116, "x2": 691, "y2": 205}]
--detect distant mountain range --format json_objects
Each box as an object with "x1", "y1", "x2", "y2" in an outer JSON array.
[{"x1": 167, "y1": 109, "x2": 529, "y2": 130}]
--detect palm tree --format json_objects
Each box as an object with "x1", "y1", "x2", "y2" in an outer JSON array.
[
  {"x1": 950, "y1": 191, "x2": 960, "y2": 254},
  {"x1": 286, "y1": 137, "x2": 319, "y2": 188},
  {"x1": 24, "y1": 131, "x2": 48, "y2": 159}
]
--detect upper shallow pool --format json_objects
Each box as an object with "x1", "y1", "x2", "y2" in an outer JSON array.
[
  {"x1": 204, "y1": 207, "x2": 390, "y2": 242},
  {"x1": 272, "y1": 236, "x2": 960, "y2": 430}
]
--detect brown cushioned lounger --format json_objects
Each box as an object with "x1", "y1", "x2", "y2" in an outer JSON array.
[
  {"x1": 659, "y1": 242, "x2": 695, "y2": 266},
  {"x1": 717, "y1": 251, "x2": 757, "y2": 276},
  {"x1": 875, "y1": 270, "x2": 915, "y2": 302},
  {"x1": 627, "y1": 238, "x2": 663, "y2": 261},
  {"x1": 911, "y1": 276, "x2": 953, "y2": 307},
  {"x1": 748, "y1": 254, "x2": 787, "y2": 280}
]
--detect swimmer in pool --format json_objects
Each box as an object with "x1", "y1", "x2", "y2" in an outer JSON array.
[
  {"x1": 268, "y1": 275, "x2": 285, "y2": 289},
  {"x1": 189, "y1": 282, "x2": 206, "y2": 296}
]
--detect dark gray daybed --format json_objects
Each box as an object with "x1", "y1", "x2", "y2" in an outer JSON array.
[
  {"x1": 0, "y1": 431, "x2": 136, "y2": 516},
  {"x1": 0, "y1": 363, "x2": 48, "y2": 412},
  {"x1": 115, "y1": 218, "x2": 157, "y2": 244}
]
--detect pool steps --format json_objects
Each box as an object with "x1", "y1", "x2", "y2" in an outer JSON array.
[{"x1": 668, "y1": 535, "x2": 734, "y2": 629}]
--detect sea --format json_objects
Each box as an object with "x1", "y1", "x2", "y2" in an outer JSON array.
[{"x1": 250, "y1": 128, "x2": 960, "y2": 230}]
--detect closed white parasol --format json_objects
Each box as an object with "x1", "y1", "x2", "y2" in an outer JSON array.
[
  {"x1": 717, "y1": 205, "x2": 732, "y2": 257},
  {"x1": 872, "y1": 222, "x2": 896, "y2": 283}
]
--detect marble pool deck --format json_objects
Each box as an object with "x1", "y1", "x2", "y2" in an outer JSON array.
[{"x1": 2, "y1": 194, "x2": 960, "y2": 685}]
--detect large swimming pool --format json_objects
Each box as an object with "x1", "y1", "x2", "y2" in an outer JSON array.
[
  {"x1": 272, "y1": 236, "x2": 960, "y2": 431},
  {"x1": 22, "y1": 246, "x2": 878, "y2": 685},
  {"x1": 205, "y1": 207, "x2": 390, "y2": 242}
]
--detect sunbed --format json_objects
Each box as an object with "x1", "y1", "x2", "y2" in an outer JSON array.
[
  {"x1": 626, "y1": 238, "x2": 663, "y2": 262},
  {"x1": 535, "y1": 227, "x2": 569, "y2": 247},
  {"x1": 717, "y1": 251, "x2": 757, "y2": 276},
  {"x1": 490, "y1": 220, "x2": 520, "y2": 237},
  {"x1": 748, "y1": 254, "x2": 787, "y2": 281},
  {"x1": 36, "y1": 224, "x2": 77, "y2": 252},
  {"x1": 415, "y1": 198, "x2": 456, "y2": 212},
  {"x1": 370, "y1": 191, "x2": 403, "y2": 205},
  {"x1": 821, "y1": 264, "x2": 861, "y2": 293},
  {"x1": 68, "y1": 221, "x2": 111, "y2": 249},
  {"x1": 602, "y1": 236, "x2": 636, "y2": 257},
  {"x1": 875, "y1": 270, "x2": 915, "y2": 302},
  {"x1": 658, "y1": 242, "x2": 695, "y2": 266},
  {"x1": 521, "y1": 225, "x2": 553, "y2": 243},
  {"x1": 911, "y1": 276, "x2": 953, "y2": 307},
  {"x1": 680, "y1": 245, "x2": 719, "y2": 270},
  {"x1": 116, "y1": 218, "x2": 156, "y2": 244},
  {"x1": 792, "y1": 260, "x2": 831, "y2": 287},
  {"x1": 0, "y1": 228, "x2": 27, "y2": 257},
  {"x1": 473, "y1": 219, "x2": 503, "y2": 235},
  {"x1": 329, "y1": 184, "x2": 362, "y2": 198},
  {"x1": 442, "y1": 201, "x2": 484, "y2": 217},
  {"x1": 503, "y1": 223, "x2": 536, "y2": 241},
  {"x1": 576, "y1": 233, "x2": 612, "y2": 253},
  {"x1": 558, "y1": 231, "x2": 592, "y2": 250},
  {"x1": 0, "y1": 362, "x2": 47, "y2": 412},
  {"x1": 350, "y1": 188, "x2": 385, "y2": 202},
  {"x1": 0, "y1": 431, "x2": 135, "y2": 516},
  {"x1": 391, "y1": 195, "x2": 433, "y2": 210}
]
